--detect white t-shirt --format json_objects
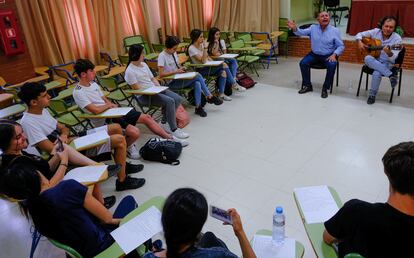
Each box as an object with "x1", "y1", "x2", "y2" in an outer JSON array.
[
  {"x1": 73, "y1": 82, "x2": 106, "y2": 127},
  {"x1": 20, "y1": 109, "x2": 58, "y2": 147},
  {"x1": 124, "y1": 63, "x2": 154, "y2": 88},
  {"x1": 188, "y1": 45, "x2": 204, "y2": 64},
  {"x1": 157, "y1": 50, "x2": 179, "y2": 73}
]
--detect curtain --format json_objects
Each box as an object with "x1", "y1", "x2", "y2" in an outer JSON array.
[
  {"x1": 211, "y1": 0, "x2": 279, "y2": 32},
  {"x1": 15, "y1": 0, "x2": 152, "y2": 66}
]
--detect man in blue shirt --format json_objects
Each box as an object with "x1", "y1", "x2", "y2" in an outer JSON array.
[{"x1": 288, "y1": 12, "x2": 344, "y2": 98}]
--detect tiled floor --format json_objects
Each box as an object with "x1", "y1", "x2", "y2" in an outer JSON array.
[{"x1": 1, "y1": 57, "x2": 414, "y2": 258}]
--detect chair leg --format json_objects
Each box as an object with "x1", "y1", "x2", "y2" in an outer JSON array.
[
  {"x1": 390, "y1": 87, "x2": 395, "y2": 103},
  {"x1": 357, "y1": 69, "x2": 363, "y2": 97},
  {"x1": 365, "y1": 73, "x2": 369, "y2": 91},
  {"x1": 398, "y1": 69, "x2": 402, "y2": 96},
  {"x1": 30, "y1": 228, "x2": 42, "y2": 258}
]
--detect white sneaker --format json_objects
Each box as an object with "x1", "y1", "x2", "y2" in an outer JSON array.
[
  {"x1": 172, "y1": 128, "x2": 189, "y2": 139},
  {"x1": 233, "y1": 84, "x2": 246, "y2": 92},
  {"x1": 160, "y1": 122, "x2": 172, "y2": 134},
  {"x1": 220, "y1": 94, "x2": 232, "y2": 101},
  {"x1": 172, "y1": 136, "x2": 189, "y2": 147},
  {"x1": 127, "y1": 144, "x2": 140, "y2": 160}
]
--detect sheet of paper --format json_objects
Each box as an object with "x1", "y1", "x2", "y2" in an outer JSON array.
[
  {"x1": 252, "y1": 235, "x2": 295, "y2": 258},
  {"x1": 111, "y1": 206, "x2": 163, "y2": 254},
  {"x1": 173, "y1": 72, "x2": 197, "y2": 79},
  {"x1": 63, "y1": 165, "x2": 107, "y2": 183},
  {"x1": 73, "y1": 130, "x2": 109, "y2": 150},
  {"x1": 294, "y1": 185, "x2": 339, "y2": 224},
  {"x1": 141, "y1": 86, "x2": 169, "y2": 94},
  {"x1": 205, "y1": 60, "x2": 223, "y2": 66},
  {"x1": 219, "y1": 53, "x2": 239, "y2": 58},
  {"x1": 100, "y1": 107, "x2": 132, "y2": 117}
]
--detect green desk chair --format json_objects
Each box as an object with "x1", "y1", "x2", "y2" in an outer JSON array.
[
  {"x1": 100, "y1": 52, "x2": 122, "y2": 72},
  {"x1": 49, "y1": 196, "x2": 165, "y2": 258},
  {"x1": 48, "y1": 100, "x2": 90, "y2": 135},
  {"x1": 344, "y1": 253, "x2": 365, "y2": 258},
  {"x1": 118, "y1": 55, "x2": 129, "y2": 66},
  {"x1": 152, "y1": 43, "x2": 165, "y2": 53},
  {"x1": 254, "y1": 229, "x2": 305, "y2": 258},
  {"x1": 251, "y1": 31, "x2": 279, "y2": 68},
  {"x1": 97, "y1": 77, "x2": 134, "y2": 107},
  {"x1": 229, "y1": 39, "x2": 262, "y2": 76},
  {"x1": 294, "y1": 186, "x2": 342, "y2": 258}
]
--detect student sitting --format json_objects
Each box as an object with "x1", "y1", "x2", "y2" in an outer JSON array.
[
  {"x1": 188, "y1": 29, "x2": 238, "y2": 101},
  {"x1": 72, "y1": 59, "x2": 188, "y2": 147},
  {"x1": 0, "y1": 119, "x2": 120, "y2": 208},
  {"x1": 323, "y1": 141, "x2": 414, "y2": 257},
  {"x1": 143, "y1": 188, "x2": 256, "y2": 258},
  {"x1": 207, "y1": 27, "x2": 243, "y2": 90},
  {"x1": 0, "y1": 161, "x2": 140, "y2": 258},
  {"x1": 18, "y1": 83, "x2": 145, "y2": 191},
  {"x1": 158, "y1": 36, "x2": 223, "y2": 117},
  {"x1": 124, "y1": 43, "x2": 189, "y2": 138}
]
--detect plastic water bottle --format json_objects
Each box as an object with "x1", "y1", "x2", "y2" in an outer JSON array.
[{"x1": 272, "y1": 206, "x2": 285, "y2": 245}]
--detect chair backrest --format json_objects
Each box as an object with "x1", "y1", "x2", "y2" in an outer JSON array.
[
  {"x1": 230, "y1": 39, "x2": 245, "y2": 49},
  {"x1": 234, "y1": 32, "x2": 250, "y2": 40},
  {"x1": 251, "y1": 32, "x2": 269, "y2": 42},
  {"x1": 145, "y1": 59, "x2": 159, "y2": 75},
  {"x1": 279, "y1": 17, "x2": 288, "y2": 28},
  {"x1": 118, "y1": 55, "x2": 129, "y2": 66},
  {"x1": 344, "y1": 253, "x2": 365, "y2": 258},
  {"x1": 98, "y1": 77, "x2": 118, "y2": 91},
  {"x1": 324, "y1": 0, "x2": 339, "y2": 8},
  {"x1": 394, "y1": 46, "x2": 406, "y2": 66},
  {"x1": 100, "y1": 52, "x2": 120, "y2": 69},
  {"x1": 50, "y1": 62, "x2": 77, "y2": 82},
  {"x1": 49, "y1": 99, "x2": 69, "y2": 115},
  {"x1": 237, "y1": 33, "x2": 252, "y2": 42},
  {"x1": 48, "y1": 238, "x2": 83, "y2": 258},
  {"x1": 152, "y1": 43, "x2": 165, "y2": 53},
  {"x1": 182, "y1": 37, "x2": 191, "y2": 44},
  {"x1": 123, "y1": 35, "x2": 145, "y2": 50},
  {"x1": 220, "y1": 31, "x2": 231, "y2": 44}
]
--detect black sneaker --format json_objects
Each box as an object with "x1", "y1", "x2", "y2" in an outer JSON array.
[
  {"x1": 116, "y1": 176, "x2": 146, "y2": 191},
  {"x1": 298, "y1": 86, "x2": 313, "y2": 94},
  {"x1": 104, "y1": 195, "x2": 116, "y2": 209},
  {"x1": 367, "y1": 95, "x2": 376, "y2": 105},
  {"x1": 126, "y1": 163, "x2": 144, "y2": 174},
  {"x1": 321, "y1": 89, "x2": 328, "y2": 98},
  {"x1": 389, "y1": 74, "x2": 398, "y2": 88},
  {"x1": 207, "y1": 95, "x2": 223, "y2": 105},
  {"x1": 195, "y1": 107, "x2": 207, "y2": 117},
  {"x1": 107, "y1": 164, "x2": 122, "y2": 177}
]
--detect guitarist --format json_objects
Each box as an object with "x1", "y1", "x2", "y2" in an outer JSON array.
[{"x1": 356, "y1": 16, "x2": 402, "y2": 104}]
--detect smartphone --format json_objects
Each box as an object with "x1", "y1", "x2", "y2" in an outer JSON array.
[
  {"x1": 57, "y1": 138, "x2": 64, "y2": 152},
  {"x1": 210, "y1": 205, "x2": 232, "y2": 224}
]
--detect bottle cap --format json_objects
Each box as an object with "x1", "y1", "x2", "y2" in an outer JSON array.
[{"x1": 276, "y1": 206, "x2": 283, "y2": 214}]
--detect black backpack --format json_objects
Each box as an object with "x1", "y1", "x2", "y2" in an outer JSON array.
[{"x1": 139, "y1": 138, "x2": 182, "y2": 165}]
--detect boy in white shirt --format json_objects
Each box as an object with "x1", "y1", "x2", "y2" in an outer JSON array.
[
  {"x1": 18, "y1": 82, "x2": 145, "y2": 191},
  {"x1": 72, "y1": 59, "x2": 188, "y2": 147}
]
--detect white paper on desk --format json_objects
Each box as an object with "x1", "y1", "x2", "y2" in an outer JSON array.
[
  {"x1": 111, "y1": 206, "x2": 162, "y2": 254},
  {"x1": 204, "y1": 60, "x2": 223, "y2": 65},
  {"x1": 63, "y1": 165, "x2": 107, "y2": 183},
  {"x1": 219, "y1": 53, "x2": 239, "y2": 58},
  {"x1": 142, "y1": 86, "x2": 169, "y2": 94},
  {"x1": 101, "y1": 107, "x2": 132, "y2": 117},
  {"x1": 294, "y1": 185, "x2": 339, "y2": 224},
  {"x1": 73, "y1": 130, "x2": 109, "y2": 150},
  {"x1": 174, "y1": 72, "x2": 197, "y2": 79},
  {"x1": 252, "y1": 235, "x2": 295, "y2": 258}
]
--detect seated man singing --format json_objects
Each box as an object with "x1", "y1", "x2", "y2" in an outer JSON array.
[{"x1": 287, "y1": 12, "x2": 344, "y2": 98}]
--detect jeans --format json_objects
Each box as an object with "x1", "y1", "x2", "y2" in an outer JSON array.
[
  {"x1": 136, "y1": 89, "x2": 182, "y2": 131},
  {"x1": 299, "y1": 52, "x2": 337, "y2": 90},
  {"x1": 197, "y1": 65, "x2": 235, "y2": 94},
  {"x1": 168, "y1": 74, "x2": 212, "y2": 107},
  {"x1": 364, "y1": 55, "x2": 393, "y2": 96},
  {"x1": 225, "y1": 58, "x2": 238, "y2": 78},
  {"x1": 113, "y1": 195, "x2": 138, "y2": 219}
]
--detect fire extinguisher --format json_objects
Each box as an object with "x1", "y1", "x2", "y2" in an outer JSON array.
[{"x1": 0, "y1": 9, "x2": 25, "y2": 56}]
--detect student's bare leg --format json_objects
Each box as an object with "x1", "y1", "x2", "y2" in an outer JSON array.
[
  {"x1": 66, "y1": 144, "x2": 98, "y2": 166},
  {"x1": 110, "y1": 134, "x2": 127, "y2": 182},
  {"x1": 137, "y1": 114, "x2": 172, "y2": 139},
  {"x1": 125, "y1": 125, "x2": 140, "y2": 146}
]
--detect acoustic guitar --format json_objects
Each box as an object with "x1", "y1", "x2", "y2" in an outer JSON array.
[{"x1": 358, "y1": 37, "x2": 402, "y2": 58}]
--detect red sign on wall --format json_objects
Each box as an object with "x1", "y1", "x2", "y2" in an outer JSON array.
[{"x1": 0, "y1": 9, "x2": 25, "y2": 56}]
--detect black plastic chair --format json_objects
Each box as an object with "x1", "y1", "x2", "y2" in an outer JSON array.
[
  {"x1": 356, "y1": 47, "x2": 405, "y2": 103},
  {"x1": 309, "y1": 58, "x2": 340, "y2": 94},
  {"x1": 324, "y1": 0, "x2": 349, "y2": 26}
]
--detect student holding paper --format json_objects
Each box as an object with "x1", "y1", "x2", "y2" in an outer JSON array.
[
  {"x1": 0, "y1": 119, "x2": 113, "y2": 206},
  {"x1": 125, "y1": 44, "x2": 188, "y2": 138},
  {"x1": 207, "y1": 27, "x2": 241, "y2": 82},
  {"x1": 158, "y1": 36, "x2": 223, "y2": 117},
  {"x1": 0, "y1": 161, "x2": 141, "y2": 258},
  {"x1": 143, "y1": 188, "x2": 256, "y2": 258},
  {"x1": 188, "y1": 29, "x2": 237, "y2": 101},
  {"x1": 73, "y1": 59, "x2": 188, "y2": 147},
  {"x1": 323, "y1": 141, "x2": 414, "y2": 257},
  {"x1": 17, "y1": 83, "x2": 145, "y2": 191}
]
